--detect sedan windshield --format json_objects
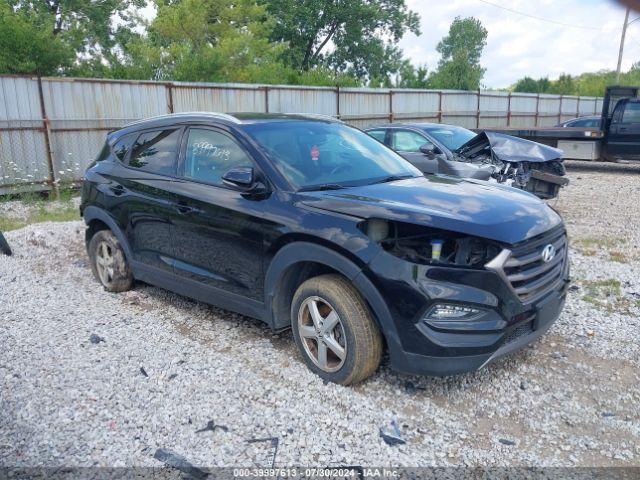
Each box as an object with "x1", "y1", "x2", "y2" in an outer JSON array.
[
  {"x1": 243, "y1": 121, "x2": 421, "y2": 190},
  {"x1": 423, "y1": 125, "x2": 477, "y2": 151}
]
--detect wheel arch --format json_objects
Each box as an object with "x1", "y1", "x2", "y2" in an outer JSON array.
[
  {"x1": 264, "y1": 241, "x2": 400, "y2": 354},
  {"x1": 82, "y1": 206, "x2": 132, "y2": 261}
]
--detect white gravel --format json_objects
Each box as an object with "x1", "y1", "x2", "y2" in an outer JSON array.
[{"x1": 1, "y1": 164, "x2": 639, "y2": 468}]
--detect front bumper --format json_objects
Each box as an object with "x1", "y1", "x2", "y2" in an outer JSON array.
[{"x1": 363, "y1": 232, "x2": 570, "y2": 376}]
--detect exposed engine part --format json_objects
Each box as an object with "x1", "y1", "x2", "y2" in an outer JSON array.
[{"x1": 361, "y1": 220, "x2": 500, "y2": 267}]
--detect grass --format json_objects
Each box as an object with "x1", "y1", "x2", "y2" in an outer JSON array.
[
  {"x1": 0, "y1": 189, "x2": 80, "y2": 232},
  {"x1": 580, "y1": 278, "x2": 634, "y2": 313},
  {"x1": 572, "y1": 236, "x2": 632, "y2": 262}
]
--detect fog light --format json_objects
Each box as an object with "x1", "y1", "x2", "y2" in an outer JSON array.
[{"x1": 426, "y1": 303, "x2": 482, "y2": 321}]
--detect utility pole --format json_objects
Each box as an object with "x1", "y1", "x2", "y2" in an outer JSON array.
[{"x1": 616, "y1": 7, "x2": 631, "y2": 83}]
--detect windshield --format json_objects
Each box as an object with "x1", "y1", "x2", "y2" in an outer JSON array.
[
  {"x1": 422, "y1": 125, "x2": 477, "y2": 151},
  {"x1": 242, "y1": 121, "x2": 421, "y2": 190}
]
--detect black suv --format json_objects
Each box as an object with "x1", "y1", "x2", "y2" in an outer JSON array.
[{"x1": 81, "y1": 113, "x2": 569, "y2": 385}]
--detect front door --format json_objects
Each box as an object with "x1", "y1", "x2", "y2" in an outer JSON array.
[
  {"x1": 606, "y1": 101, "x2": 640, "y2": 160},
  {"x1": 168, "y1": 126, "x2": 266, "y2": 300},
  {"x1": 390, "y1": 129, "x2": 441, "y2": 174}
]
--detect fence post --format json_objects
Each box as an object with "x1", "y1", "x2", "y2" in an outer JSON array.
[
  {"x1": 476, "y1": 89, "x2": 481, "y2": 128},
  {"x1": 558, "y1": 95, "x2": 563, "y2": 124},
  {"x1": 535, "y1": 94, "x2": 540, "y2": 127},
  {"x1": 36, "y1": 76, "x2": 57, "y2": 196},
  {"x1": 166, "y1": 83, "x2": 174, "y2": 113},
  {"x1": 507, "y1": 92, "x2": 512, "y2": 127},
  {"x1": 264, "y1": 86, "x2": 270, "y2": 113},
  {"x1": 335, "y1": 85, "x2": 340, "y2": 120},
  {"x1": 389, "y1": 90, "x2": 394, "y2": 123},
  {"x1": 438, "y1": 91, "x2": 443, "y2": 124}
]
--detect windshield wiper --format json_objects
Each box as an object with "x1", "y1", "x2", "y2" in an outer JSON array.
[
  {"x1": 298, "y1": 183, "x2": 348, "y2": 192},
  {"x1": 369, "y1": 174, "x2": 414, "y2": 185}
]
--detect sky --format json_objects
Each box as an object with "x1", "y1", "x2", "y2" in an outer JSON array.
[{"x1": 400, "y1": 0, "x2": 639, "y2": 88}]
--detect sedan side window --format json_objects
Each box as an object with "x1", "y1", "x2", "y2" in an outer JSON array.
[
  {"x1": 128, "y1": 129, "x2": 181, "y2": 176},
  {"x1": 367, "y1": 129, "x2": 387, "y2": 144},
  {"x1": 183, "y1": 129, "x2": 253, "y2": 186},
  {"x1": 391, "y1": 130, "x2": 432, "y2": 153}
]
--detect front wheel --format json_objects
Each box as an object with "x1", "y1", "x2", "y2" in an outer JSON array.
[{"x1": 291, "y1": 274, "x2": 383, "y2": 385}]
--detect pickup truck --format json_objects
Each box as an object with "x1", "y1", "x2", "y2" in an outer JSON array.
[{"x1": 483, "y1": 86, "x2": 640, "y2": 162}]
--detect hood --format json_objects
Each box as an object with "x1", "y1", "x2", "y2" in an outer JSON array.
[
  {"x1": 455, "y1": 131, "x2": 563, "y2": 163},
  {"x1": 299, "y1": 176, "x2": 562, "y2": 245}
]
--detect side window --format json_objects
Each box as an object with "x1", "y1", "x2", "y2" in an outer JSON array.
[
  {"x1": 367, "y1": 129, "x2": 387, "y2": 144},
  {"x1": 183, "y1": 128, "x2": 253, "y2": 186},
  {"x1": 391, "y1": 130, "x2": 432, "y2": 153},
  {"x1": 622, "y1": 103, "x2": 640, "y2": 124},
  {"x1": 128, "y1": 129, "x2": 180, "y2": 176},
  {"x1": 112, "y1": 134, "x2": 136, "y2": 163}
]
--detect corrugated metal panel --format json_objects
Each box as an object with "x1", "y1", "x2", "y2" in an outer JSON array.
[
  {"x1": 392, "y1": 90, "x2": 439, "y2": 121},
  {"x1": 172, "y1": 82, "x2": 265, "y2": 113},
  {"x1": 479, "y1": 91, "x2": 509, "y2": 128},
  {"x1": 50, "y1": 130, "x2": 107, "y2": 182},
  {"x1": 267, "y1": 86, "x2": 336, "y2": 115},
  {"x1": 441, "y1": 91, "x2": 478, "y2": 129},
  {"x1": 339, "y1": 88, "x2": 390, "y2": 123},
  {"x1": 578, "y1": 97, "x2": 600, "y2": 116},
  {"x1": 42, "y1": 77, "x2": 168, "y2": 130},
  {"x1": 0, "y1": 76, "x2": 50, "y2": 188}
]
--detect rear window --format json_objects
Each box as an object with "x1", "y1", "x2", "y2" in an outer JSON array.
[
  {"x1": 112, "y1": 133, "x2": 137, "y2": 162},
  {"x1": 128, "y1": 129, "x2": 181, "y2": 176}
]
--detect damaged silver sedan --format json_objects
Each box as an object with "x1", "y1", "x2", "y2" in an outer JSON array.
[{"x1": 365, "y1": 123, "x2": 569, "y2": 199}]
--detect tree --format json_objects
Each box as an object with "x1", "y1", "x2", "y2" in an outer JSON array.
[
  {"x1": 0, "y1": 3, "x2": 73, "y2": 75},
  {"x1": 263, "y1": 0, "x2": 420, "y2": 80},
  {"x1": 1, "y1": 0, "x2": 145, "y2": 76},
  {"x1": 513, "y1": 76, "x2": 550, "y2": 94},
  {"x1": 428, "y1": 16, "x2": 487, "y2": 90},
  {"x1": 114, "y1": 0, "x2": 292, "y2": 83}
]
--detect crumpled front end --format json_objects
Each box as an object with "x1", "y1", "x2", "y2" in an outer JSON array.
[{"x1": 454, "y1": 131, "x2": 569, "y2": 200}]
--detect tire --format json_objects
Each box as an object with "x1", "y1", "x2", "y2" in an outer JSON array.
[
  {"x1": 0, "y1": 232, "x2": 12, "y2": 256},
  {"x1": 88, "y1": 229, "x2": 133, "y2": 292},
  {"x1": 291, "y1": 274, "x2": 383, "y2": 385}
]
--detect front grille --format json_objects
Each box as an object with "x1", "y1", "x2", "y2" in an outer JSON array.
[
  {"x1": 503, "y1": 319, "x2": 534, "y2": 345},
  {"x1": 503, "y1": 226, "x2": 567, "y2": 303}
]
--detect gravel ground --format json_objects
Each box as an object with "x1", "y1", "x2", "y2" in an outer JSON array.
[{"x1": 1, "y1": 164, "x2": 639, "y2": 469}]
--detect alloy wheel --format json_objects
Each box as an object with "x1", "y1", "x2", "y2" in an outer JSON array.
[
  {"x1": 297, "y1": 296, "x2": 347, "y2": 372},
  {"x1": 95, "y1": 241, "x2": 116, "y2": 287}
]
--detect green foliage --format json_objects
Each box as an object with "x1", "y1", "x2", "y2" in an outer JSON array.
[
  {"x1": 263, "y1": 0, "x2": 420, "y2": 81},
  {"x1": 512, "y1": 65, "x2": 640, "y2": 97},
  {"x1": 0, "y1": 3, "x2": 73, "y2": 74},
  {"x1": 428, "y1": 16, "x2": 487, "y2": 91}
]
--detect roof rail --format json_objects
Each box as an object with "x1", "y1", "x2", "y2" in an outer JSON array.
[
  {"x1": 125, "y1": 112, "x2": 242, "y2": 127},
  {"x1": 286, "y1": 113, "x2": 343, "y2": 123}
]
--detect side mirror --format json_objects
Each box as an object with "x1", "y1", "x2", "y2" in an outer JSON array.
[
  {"x1": 222, "y1": 167, "x2": 269, "y2": 198},
  {"x1": 419, "y1": 143, "x2": 436, "y2": 157},
  {"x1": 222, "y1": 167, "x2": 255, "y2": 189}
]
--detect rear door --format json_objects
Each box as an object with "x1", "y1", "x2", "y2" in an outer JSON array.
[
  {"x1": 167, "y1": 126, "x2": 266, "y2": 301},
  {"x1": 111, "y1": 127, "x2": 182, "y2": 272},
  {"x1": 389, "y1": 129, "x2": 441, "y2": 174},
  {"x1": 606, "y1": 101, "x2": 640, "y2": 160}
]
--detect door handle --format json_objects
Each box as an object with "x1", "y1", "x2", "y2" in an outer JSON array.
[
  {"x1": 175, "y1": 201, "x2": 200, "y2": 215},
  {"x1": 109, "y1": 184, "x2": 126, "y2": 196}
]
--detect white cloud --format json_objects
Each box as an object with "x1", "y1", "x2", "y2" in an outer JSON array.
[{"x1": 400, "y1": 0, "x2": 640, "y2": 88}]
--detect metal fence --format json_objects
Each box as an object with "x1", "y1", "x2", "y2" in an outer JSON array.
[{"x1": 0, "y1": 74, "x2": 604, "y2": 194}]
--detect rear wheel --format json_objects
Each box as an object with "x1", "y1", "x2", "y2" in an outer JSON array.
[
  {"x1": 88, "y1": 230, "x2": 133, "y2": 292},
  {"x1": 291, "y1": 274, "x2": 383, "y2": 385}
]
